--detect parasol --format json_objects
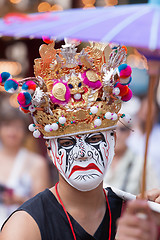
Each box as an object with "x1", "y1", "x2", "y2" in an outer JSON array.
[{"x1": 0, "y1": 1, "x2": 160, "y2": 51}]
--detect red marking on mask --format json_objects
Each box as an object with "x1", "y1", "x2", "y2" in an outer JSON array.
[
  {"x1": 68, "y1": 163, "x2": 102, "y2": 178},
  {"x1": 76, "y1": 135, "x2": 81, "y2": 139},
  {"x1": 50, "y1": 140, "x2": 65, "y2": 176}
]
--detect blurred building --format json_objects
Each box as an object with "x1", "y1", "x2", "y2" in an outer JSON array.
[
  {"x1": 0, "y1": 0, "x2": 149, "y2": 17},
  {"x1": 0, "y1": 0, "x2": 72, "y2": 17}
]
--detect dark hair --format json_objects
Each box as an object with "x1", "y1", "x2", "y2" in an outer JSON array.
[{"x1": 0, "y1": 105, "x2": 31, "y2": 133}]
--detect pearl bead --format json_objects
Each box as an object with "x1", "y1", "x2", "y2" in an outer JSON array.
[
  {"x1": 124, "y1": 114, "x2": 132, "y2": 123},
  {"x1": 74, "y1": 93, "x2": 81, "y2": 100},
  {"x1": 94, "y1": 119, "x2": 102, "y2": 127},
  {"x1": 105, "y1": 112, "x2": 112, "y2": 119},
  {"x1": 112, "y1": 113, "x2": 118, "y2": 120},
  {"x1": 51, "y1": 123, "x2": 59, "y2": 131},
  {"x1": 33, "y1": 130, "x2": 41, "y2": 138},
  {"x1": 90, "y1": 106, "x2": 98, "y2": 114},
  {"x1": 59, "y1": 116, "x2": 66, "y2": 124},
  {"x1": 29, "y1": 105, "x2": 36, "y2": 112},
  {"x1": 28, "y1": 124, "x2": 36, "y2": 132},
  {"x1": 44, "y1": 124, "x2": 52, "y2": 132},
  {"x1": 113, "y1": 87, "x2": 120, "y2": 96}
]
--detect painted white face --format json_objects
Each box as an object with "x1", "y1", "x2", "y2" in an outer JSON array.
[{"x1": 48, "y1": 131, "x2": 115, "y2": 191}]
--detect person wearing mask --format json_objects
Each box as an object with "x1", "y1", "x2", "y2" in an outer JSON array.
[
  {"x1": 0, "y1": 40, "x2": 159, "y2": 240},
  {"x1": 128, "y1": 96, "x2": 160, "y2": 184}
]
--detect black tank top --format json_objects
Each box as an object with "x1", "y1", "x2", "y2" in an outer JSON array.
[{"x1": 2, "y1": 187, "x2": 122, "y2": 240}]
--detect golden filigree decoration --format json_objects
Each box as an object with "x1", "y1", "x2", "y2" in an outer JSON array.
[
  {"x1": 34, "y1": 100, "x2": 121, "y2": 138},
  {"x1": 67, "y1": 75, "x2": 84, "y2": 94},
  {"x1": 86, "y1": 70, "x2": 100, "y2": 82},
  {"x1": 30, "y1": 41, "x2": 127, "y2": 139},
  {"x1": 52, "y1": 83, "x2": 66, "y2": 101}
]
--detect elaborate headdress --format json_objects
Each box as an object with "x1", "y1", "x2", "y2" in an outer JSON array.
[{"x1": 0, "y1": 39, "x2": 132, "y2": 139}]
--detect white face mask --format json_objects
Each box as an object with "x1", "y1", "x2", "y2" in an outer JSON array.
[{"x1": 48, "y1": 131, "x2": 115, "y2": 191}]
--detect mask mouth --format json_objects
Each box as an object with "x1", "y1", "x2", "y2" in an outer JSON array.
[
  {"x1": 68, "y1": 163, "x2": 103, "y2": 179},
  {"x1": 49, "y1": 130, "x2": 115, "y2": 192}
]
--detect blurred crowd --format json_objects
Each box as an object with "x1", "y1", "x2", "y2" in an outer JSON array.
[
  {"x1": 0, "y1": 90, "x2": 160, "y2": 228},
  {"x1": 0, "y1": 92, "x2": 58, "y2": 228},
  {"x1": 104, "y1": 95, "x2": 160, "y2": 195}
]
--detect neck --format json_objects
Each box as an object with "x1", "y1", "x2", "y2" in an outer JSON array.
[
  {"x1": 1, "y1": 145, "x2": 20, "y2": 157},
  {"x1": 112, "y1": 147, "x2": 127, "y2": 169},
  {"x1": 115, "y1": 146, "x2": 127, "y2": 159},
  {"x1": 54, "y1": 175, "x2": 105, "y2": 211},
  {"x1": 52, "y1": 175, "x2": 107, "y2": 236}
]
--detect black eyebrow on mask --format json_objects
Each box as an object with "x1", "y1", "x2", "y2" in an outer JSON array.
[
  {"x1": 58, "y1": 136, "x2": 75, "y2": 141},
  {"x1": 75, "y1": 133, "x2": 101, "y2": 139},
  {"x1": 86, "y1": 132, "x2": 102, "y2": 138}
]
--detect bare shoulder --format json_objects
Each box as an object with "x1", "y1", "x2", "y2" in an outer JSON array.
[
  {"x1": 27, "y1": 151, "x2": 51, "y2": 193},
  {"x1": 26, "y1": 151, "x2": 48, "y2": 170},
  {"x1": 0, "y1": 211, "x2": 41, "y2": 240}
]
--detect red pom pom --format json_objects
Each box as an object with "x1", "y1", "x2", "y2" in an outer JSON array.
[
  {"x1": 20, "y1": 106, "x2": 30, "y2": 113},
  {"x1": 121, "y1": 46, "x2": 127, "y2": 54},
  {"x1": 42, "y1": 36, "x2": 54, "y2": 44},
  {"x1": 22, "y1": 81, "x2": 36, "y2": 93},
  {"x1": 121, "y1": 88, "x2": 132, "y2": 102},
  {"x1": 116, "y1": 83, "x2": 129, "y2": 97}
]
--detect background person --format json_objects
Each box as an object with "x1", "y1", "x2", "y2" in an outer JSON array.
[
  {"x1": 0, "y1": 103, "x2": 51, "y2": 228},
  {"x1": 127, "y1": 96, "x2": 160, "y2": 184},
  {"x1": 103, "y1": 120, "x2": 159, "y2": 195}
]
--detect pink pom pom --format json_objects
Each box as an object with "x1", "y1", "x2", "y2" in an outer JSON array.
[
  {"x1": 82, "y1": 70, "x2": 102, "y2": 89},
  {"x1": 17, "y1": 92, "x2": 32, "y2": 107},
  {"x1": 118, "y1": 64, "x2": 132, "y2": 78},
  {"x1": 116, "y1": 83, "x2": 129, "y2": 97},
  {"x1": 22, "y1": 81, "x2": 36, "y2": 94},
  {"x1": 0, "y1": 75, "x2": 2, "y2": 84},
  {"x1": 42, "y1": 36, "x2": 54, "y2": 44},
  {"x1": 50, "y1": 80, "x2": 70, "y2": 105},
  {"x1": 121, "y1": 88, "x2": 132, "y2": 102}
]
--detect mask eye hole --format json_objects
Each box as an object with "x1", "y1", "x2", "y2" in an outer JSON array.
[
  {"x1": 86, "y1": 134, "x2": 103, "y2": 144},
  {"x1": 78, "y1": 82, "x2": 82, "y2": 87},
  {"x1": 68, "y1": 84, "x2": 73, "y2": 89},
  {"x1": 58, "y1": 138, "x2": 75, "y2": 147}
]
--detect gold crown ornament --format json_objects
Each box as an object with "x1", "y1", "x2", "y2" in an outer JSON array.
[{"x1": 0, "y1": 39, "x2": 133, "y2": 139}]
